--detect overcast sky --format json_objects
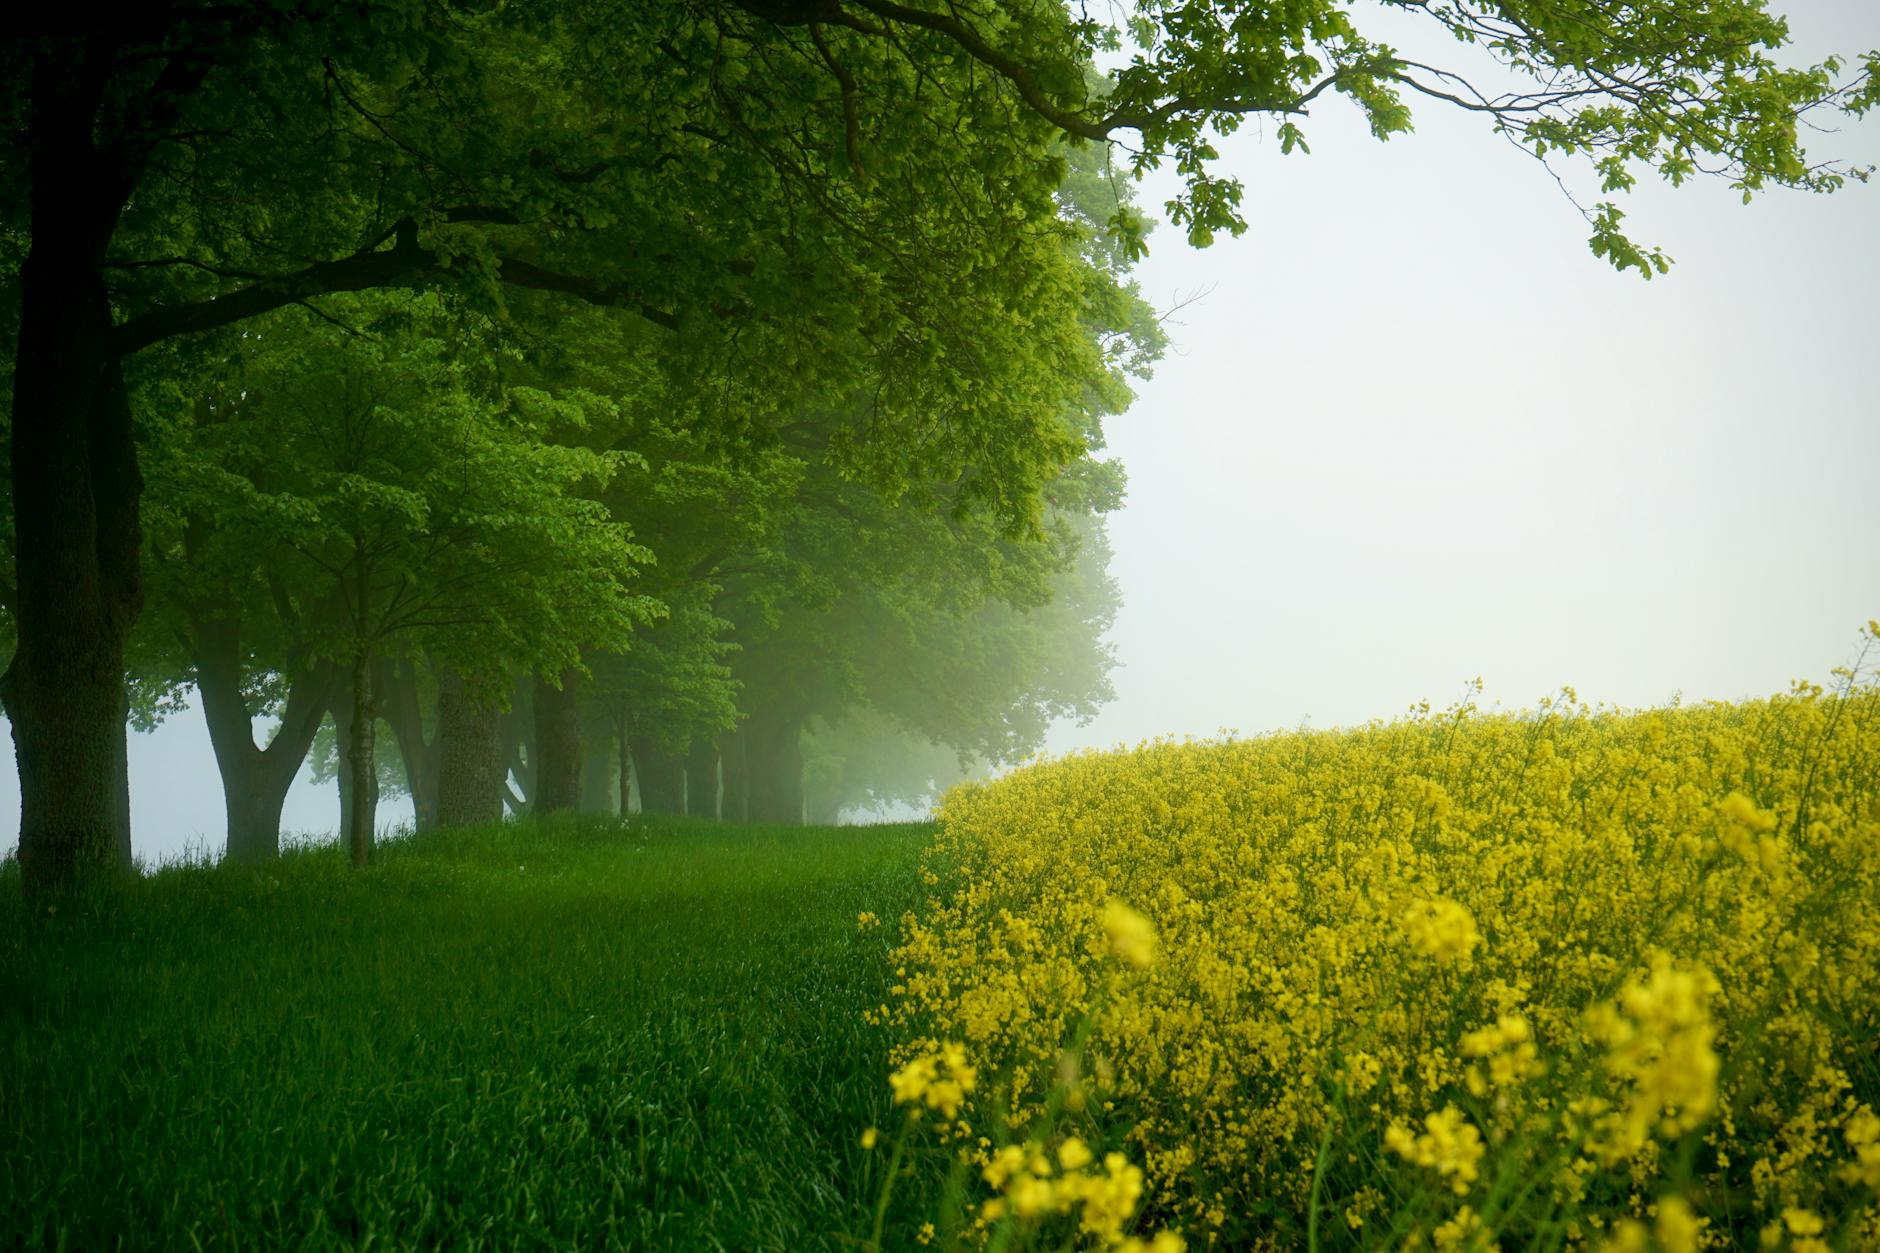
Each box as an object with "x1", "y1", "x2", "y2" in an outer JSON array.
[
  {"x1": 1047, "y1": 0, "x2": 1880, "y2": 749},
  {"x1": 3, "y1": 0, "x2": 1876, "y2": 865}
]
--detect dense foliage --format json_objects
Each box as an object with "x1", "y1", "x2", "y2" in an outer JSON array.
[{"x1": 880, "y1": 637, "x2": 1880, "y2": 1248}]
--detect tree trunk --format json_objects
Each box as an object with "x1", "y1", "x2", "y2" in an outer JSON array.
[
  {"x1": 617, "y1": 714, "x2": 634, "y2": 816},
  {"x1": 720, "y1": 727, "x2": 749, "y2": 823},
  {"x1": 744, "y1": 710, "x2": 804, "y2": 826},
  {"x1": 532, "y1": 668, "x2": 583, "y2": 815},
  {"x1": 376, "y1": 658, "x2": 439, "y2": 831},
  {"x1": 685, "y1": 738, "x2": 720, "y2": 820},
  {"x1": 631, "y1": 735, "x2": 685, "y2": 816},
  {"x1": 193, "y1": 617, "x2": 333, "y2": 862},
  {"x1": 345, "y1": 653, "x2": 377, "y2": 867},
  {"x1": 581, "y1": 724, "x2": 618, "y2": 815},
  {"x1": 331, "y1": 696, "x2": 375, "y2": 852},
  {"x1": 6, "y1": 156, "x2": 142, "y2": 891},
  {"x1": 436, "y1": 668, "x2": 504, "y2": 828}
]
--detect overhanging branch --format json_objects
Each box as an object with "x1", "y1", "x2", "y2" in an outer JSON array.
[{"x1": 109, "y1": 219, "x2": 687, "y2": 354}]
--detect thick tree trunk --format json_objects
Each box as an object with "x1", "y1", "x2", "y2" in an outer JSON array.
[
  {"x1": 630, "y1": 735, "x2": 685, "y2": 816},
  {"x1": 331, "y1": 695, "x2": 375, "y2": 852},
  {"x1": 7, "y1": 200, "x2": 141, "y2": 890},
  {"x1": 376, "y1": 658, "x2": 439, "y2": 831},
  {"x1": 720, "y1": 728, "x2": 749, "y2": 823},
  {"x1": 193, "y1": 617, "x2": 333, "y2": 862},
  {"x1": 345, "y1": 652, "x2": 377, "y2": 867},
  {"x1": 744, "y1": 710, "x2": 804, "y2": 826},
  {"x1": 685, "y1": 738, "x2": 720, "y2": 820},
  {"x1": 532, "y1": 668, "x2": 583, "y2": 815},
  {"x1": 436, "y1": 668, "x2": 504, "y2": 828}
]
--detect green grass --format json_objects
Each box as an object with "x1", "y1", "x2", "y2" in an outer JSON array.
[{"x1": 0, "y1": 816, "x2": 933, "y2": 1250}]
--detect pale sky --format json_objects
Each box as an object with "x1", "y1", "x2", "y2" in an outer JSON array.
[
  {"x1": 1049, "y1": 0, "x2": 1880, "y2": 749},
  {"x1": 4, "y1": 0, "x2": 1876, "y2": 865}
]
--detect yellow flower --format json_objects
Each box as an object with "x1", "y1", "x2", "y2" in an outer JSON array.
[
  {"x1": 1102, "y1": 899, "x2": 1157, "y2": 967},
  {"x1": 883, "y1": 672, "x2": 1880, "y2": 1239},
  {"x1": 1841, "y1": 1106, "x2": 1880, "y2": 1188},
  {"x1": 1655, "y1": 1196, "x2": 1702, "y2": 1253},
  {"x1": 888, "y1": 1044, "x2": 975, "y2": 1118},
  {"x1": 1599, "y1": 1219, "x2": 1649, "y2": 1253},
  {"x1": 1584, "y1": 957, "x2": 1720, "y2": 1157},
  {"x1": 1718, "y1": 791, "x2": 1778, "y2": 834},
  {"x1": 1433, "y1": 1204, "x2": 1480, "y2": 1250},
  {"x1": 1117, "y1": 1234, "x2": 1187, "y2": 1253},
  {"x1": 1075, "y1": 1152, "x2": 1145, "y2": 1242},
  {"x1": 1059, "y1": 1136, "x2": 1094, "y2": 1171},
  {"x1": 1402, "y1": 897, "x2": 1482, "y2": 963},
  {"x1": 1385, "y1": 1107, "x2": 1485, "y2": 1195},
  {"x1": 1782, "y1": 1208, "x2": 1824, "y2": 1237},
  {"x1": 889, "y1": 1056, "x2": 935, "y2": 1106},
  {"x1": 860, "y1": 1126, "x2": 878, "y2": 1150},
  {"x1": 1460, "y1": 1014, "x2": 1542, "y2": 1094},
  {"x1": 983, "y1": 1144, "x2": 1027, "y2": 1189}
]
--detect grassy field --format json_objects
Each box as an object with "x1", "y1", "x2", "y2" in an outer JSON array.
[{"x1": 1, "y1": 817, "x2": 932, "y2": 1251}]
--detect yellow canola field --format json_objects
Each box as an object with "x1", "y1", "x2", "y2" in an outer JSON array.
[{"x1": 884, "y1": 668, "x2": 1880, "y2": 1249}]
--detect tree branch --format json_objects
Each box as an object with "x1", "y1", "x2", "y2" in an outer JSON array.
[
  {"x1": 840, "y1": 0, "x2": 1108, "y2": 140},
  {"x1": 110, "y1": 220, "x2": 434, "y2": 354},
  {"x1": 109, "y1": 220, "x2": 689, "y2": 354},
  {"x1": 809, "y1": 23, "x2": 866, "y2": 177}
]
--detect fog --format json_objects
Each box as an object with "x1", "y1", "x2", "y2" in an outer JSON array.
[
  {"x1": 1044, "y1": 0, "x2": 1880, "y2": 746},
  {"x1": 5, "y1": 0, "x2": 1876, "y2": 866}
]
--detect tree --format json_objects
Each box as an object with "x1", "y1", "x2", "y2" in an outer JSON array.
[
  {"x1": 801, "y1": 709, "x2": 989, "y2": 825},
  {"x1": 740, "y1": 0, "x2": 1878, "y2": 272},
  {"x1": 4, "y1": 1, "x2": 1872, "y2": 891},
  {"x1": 0, "y1": 2, "x2": 1098, "y2": 887},
  {"x1": 152, "y1": 292, "x2": 655, "y2": 865}
]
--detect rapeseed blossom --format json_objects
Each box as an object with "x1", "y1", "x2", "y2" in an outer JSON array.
[
  {"x1": 1101, "y1": 900, "x2": 1157, "y2": 968},
  {"x1": 881, "y1": 661, "x2": 1880, "y2": 1245},
  {"x1": 1385, "y1": 1106, "x2": 1486, "y2": 1194},
  {"x1": 890, "y1": 1043, "x2": 977, "y2": 1119},
  {"x1": 1402, "y1": 898, "x2": 1482, "y2": 964}
]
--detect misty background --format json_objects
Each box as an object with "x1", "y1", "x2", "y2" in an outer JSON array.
[{"x1": 5, "y1": 0, "x2": 1875, "y2": 866}]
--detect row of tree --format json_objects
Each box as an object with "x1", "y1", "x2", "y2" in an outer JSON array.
[
  {"x1": 4, "y1": 0, "x2": 1872, "y2": 893},
  {"x1": 125, "y1": 233, "x2": 1142, "y2": 862}
]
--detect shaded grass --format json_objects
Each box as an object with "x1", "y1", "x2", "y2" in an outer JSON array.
[{"x1": 0, "y1": 816, "x2": 932, "y2": 1250}]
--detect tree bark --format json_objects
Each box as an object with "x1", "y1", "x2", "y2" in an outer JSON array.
[
  {"x1": 345, "y1": 652, "x2": 377, "y2": 867},
  {"x1": 436, "y1": 668, "x2": 504, "y2": 828},
  {"x1": 685, "y1": 738, "x2": 720, "y2": 820},
  {"x1": 532, "y1": 668, "x2": 583, "y2": 815},
  {"x1": 192, "y1": 617, "x2": 333, "y2": 862},
  {"x1": 743, "y1": 709, "x2": 804, "y2": 826},
  {"x1": 6, "y1": 32, "x2": 224, "y2": 891},
  {"x1": 631, "y1": 735, "x2": 686, "y2": 816},
  {"x1": 6, "y1": 73, "x2": 143, "y2": 890}
]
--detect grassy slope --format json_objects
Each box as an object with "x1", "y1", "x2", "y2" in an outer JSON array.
[{"x1": 0, "y1": 817, "x2": 932, "y2": 1250}]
